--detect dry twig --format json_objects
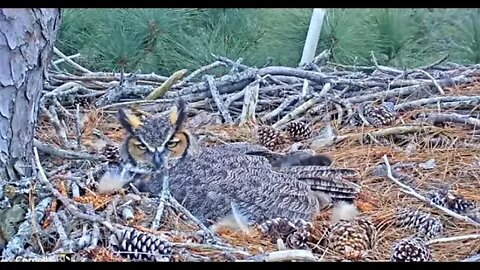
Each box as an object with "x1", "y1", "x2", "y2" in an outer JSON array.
[
  {"x1": 426, "y1": 234, "x2": 480, "y2": 245},
  {"x1": 382, "y1": 155, "x2": 480, "y2": 227}
]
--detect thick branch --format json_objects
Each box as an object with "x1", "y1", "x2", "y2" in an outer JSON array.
[
  {"x1": 205, "y1": 75, "x2": 234, "y2": 124},
  {"x1": 146, "y1": 69, "x2": 188, "y2": 100},
  {"x1": 34, "y1": 139, "x2": 105, "y2": 161},
  {"x1": 426, "y1": 234, "x2": 480, "y2": 245},
  {"x1": 396, "y1": 96, "x2": 480, "y2": 111}
]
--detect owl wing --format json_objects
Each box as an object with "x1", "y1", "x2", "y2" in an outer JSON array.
[
  {"x1": 201, "y1": 166, "x2": 320, "y2": 224},
  {"x1": 215, "y1": 142, "x2": 333, "y2": 167},
  {"x1": 274, "y1": 166, "x2": 361, "y2": 201},
  {"x1": 213, "y1": 142, "x2": 271, "y2": 154},
  {"x1": 165, "y1": 151, "x2": 320, "y2": 224}
]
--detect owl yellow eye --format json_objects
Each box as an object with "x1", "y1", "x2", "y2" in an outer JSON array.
[
  {"x1": 137, "y1": 144, "x2": 147, "y2": 151},
  {"x1": 166, "y1": 140, "x2": 179, "y2": 149}
]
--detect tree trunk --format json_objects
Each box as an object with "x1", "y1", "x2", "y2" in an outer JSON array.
[{"x1": 0, "y1": 9, "x2": 62, "y2": 181}]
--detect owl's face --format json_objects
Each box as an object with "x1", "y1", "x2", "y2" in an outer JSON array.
[{"x1": 117, "y1": 100, "x2": 189, "y2": 170}]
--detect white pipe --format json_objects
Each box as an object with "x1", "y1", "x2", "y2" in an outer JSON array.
[{"x1": 299, "y1": 8, "x2": 327, "y2": 66}]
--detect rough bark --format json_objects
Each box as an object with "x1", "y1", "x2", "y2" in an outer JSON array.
[{"x1": 0, "y1": 9, "x2": 62, "y2": 180}]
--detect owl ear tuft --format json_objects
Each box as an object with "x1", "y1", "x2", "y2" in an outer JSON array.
[
  {"x1": 169, "y1": 99, "x2": 187, "y2": 132},
  {"x1": 117, "y1": 108, "x2": 143, "y2": 134}
]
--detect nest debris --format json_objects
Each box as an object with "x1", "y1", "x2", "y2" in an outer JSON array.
[{"x1": 1, "y1": 51, "x2": 480, "y2": 262}]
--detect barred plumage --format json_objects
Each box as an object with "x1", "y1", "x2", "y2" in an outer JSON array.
[
  {"x1": 109, "y1": 228, "x2": 172, "y2": 262},
  {"x1": 285, "y1": 121, "x2": 312, "y2": 141},
  {"x1": 390, "y1": 237, "x2": 432, "y2": 262},
  {"x1": 395, "y1": 208, "x2": 443, "y2": 240},
  {"x1": 275, "y1": 166, "x2": 360, "y2": 201},
  {"x1": 427, "y1": 189, "x2": 475, "y2": 215}
]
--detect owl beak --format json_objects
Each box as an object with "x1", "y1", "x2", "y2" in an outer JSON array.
[{"x1": 153, "y1": 151, "x2": 165, "y2": 169}]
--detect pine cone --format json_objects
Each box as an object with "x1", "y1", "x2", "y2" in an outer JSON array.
[
  {"x1": 351, "y1": 111, "x2": 364, "y2": 126},
  {"x1": 109, "y1": 228, "x2": 172, "y2": 262},
  {"x1": 356, "y1": 218, "x2": 377, "y2": 242},
  {"x1": 294, "y1": 218, "x2": 314, "y2": 231},
  {"x1": 467, "y1": 211, "x2": 480, "y2": 223},
  {"x1": 449, "y1": 198, "x2": 475, "y2": 214},
  {"x1": 257, "y1": 217, "x2": 297, "y2": 240},
  {"x1": 257, "y1": 217, "x2": 312, "y2": 243},
  {"x1": 352, "y1": 101, "x2": 397, "y2": 127},
  {"x1": 363, "y1": 101, "x2": 397, "y2": 127},
  {"x1": 395, "y1": 208, "x2": 443, "y2": 240},
  {"x1": 186, "y1": 230, "x2": 216, "y2": 245},
  {"x1": 74, "y1": 97, "x2": 92, "y2": 108},
  {"x1": 257, "y1": 126, "x2": 286, "y2": 151},
  {"x1": 427, "y1": 189, "x2": 475, "y2": 214},
  {"x1": 286, "y1": 229, "x2": 310, "y2": 249},
  {"x1": 327, "y1": 217, "x2": 376, "y2": 256},
  {"x1": 390, "y1": 237, "x2": 432, "y2": 262},
  {"x1": 285, "y1": 121, "x2": 312, "y2": 141},
  {"x1": 309, "y1": 220, "x2": 331, "y2": 249},
  {"x1": 428, "y1": 191, "x2": 448, "y2": 207},
  {"x1": 102, "y1": 143, "x2": 120, "y2": 164}
]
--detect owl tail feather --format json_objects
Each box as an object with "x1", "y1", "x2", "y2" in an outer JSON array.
[
  {"x1": 312, "y1": 191, "x2": 333, "y2": 211},
  {"x1": 275, "y1": 166, "x2": 361, "y2": 201}
]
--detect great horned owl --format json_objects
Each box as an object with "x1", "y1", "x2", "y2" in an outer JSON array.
[{"x1": 115, "y1": 99, "x2": 361, "y2": 225}]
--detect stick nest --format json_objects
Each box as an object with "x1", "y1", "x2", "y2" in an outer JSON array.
[{"x1": 2, "y1": 52, "x2": 480, "y2": 262}]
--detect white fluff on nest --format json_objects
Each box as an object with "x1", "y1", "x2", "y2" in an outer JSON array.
[
  {"x1": 331, "y1": 201, "x2": 359, "y2": 223},
  {"x1": 97, "y1": 169, "x2": 132, "y2": 194},
  {"x1": 210, "y1": 202, "x2": 252, "y2": 234}
]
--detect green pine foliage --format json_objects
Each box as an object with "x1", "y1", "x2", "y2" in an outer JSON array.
[{"x1": 55, "y1": 8, "x2": 480, "y2": 75}]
